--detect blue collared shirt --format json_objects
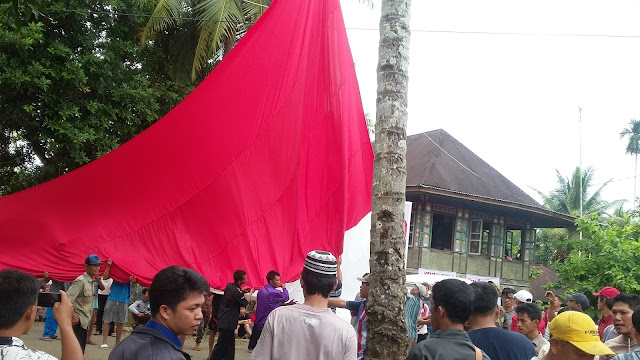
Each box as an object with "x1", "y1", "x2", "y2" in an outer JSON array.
[{"x1": 145, "y1": 320, "x2": 182, "y2": 348}]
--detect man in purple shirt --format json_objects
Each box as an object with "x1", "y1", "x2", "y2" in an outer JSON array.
[{"x1": 248, "y1": 270, "x2": 289, "y2": 351}]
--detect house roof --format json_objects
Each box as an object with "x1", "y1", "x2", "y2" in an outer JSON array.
[
  {"x1": 530, "y1": 265, "x2": 565, "y2": 302},
  {"x1": 406, "y1": 129, "x2": 575, "y2": 228}
]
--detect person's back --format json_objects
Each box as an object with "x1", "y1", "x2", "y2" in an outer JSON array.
[
  {"x1": 469, "y1": 327, "x2": 537, "y2": 360},
  {"x1": 253, "y1": 250, "x2": 356, "y2": 360},
  {"x1": 467, "y1": 282, "x2": 537, "y2": 360},
  {"x1": 255, "y1": 304, "x2": 356, "y2": 360},
  {"x1": 407, "y1": 279, "x2": 489, "y2": 360},
  {"x1": 410, "y1": 328, "x2": 488, "y2": 360}
]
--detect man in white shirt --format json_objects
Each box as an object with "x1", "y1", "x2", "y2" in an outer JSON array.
[
  {"x1": 129, "y1": 288, "x2": 151, "y2": 327},
  {"x1": 96, "y1": 267, "x2": 114, "y2": 337},
  {"x1": 252, "y1": 250, "x2": 357, "y2": 360},
  {"x1": 0, "y1": 269, "x2": 83, "y2": 360}
]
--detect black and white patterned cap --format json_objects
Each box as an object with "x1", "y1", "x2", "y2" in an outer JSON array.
[{"x1": 302, "y1": 250, "x2": 337, "y2": 278}]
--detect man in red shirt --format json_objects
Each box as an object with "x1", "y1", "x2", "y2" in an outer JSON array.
[{"x1": 593, "y1": 286, "x2": 620, "y2": 340}]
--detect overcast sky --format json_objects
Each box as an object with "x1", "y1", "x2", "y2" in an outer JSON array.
[{"x1": 339, "y1": 0, "x2": 640, "y2": 209}]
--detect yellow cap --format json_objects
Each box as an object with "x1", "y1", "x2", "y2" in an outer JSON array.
[{"x1": 549, "y1": 312, "x2": 614, "y2": 356}]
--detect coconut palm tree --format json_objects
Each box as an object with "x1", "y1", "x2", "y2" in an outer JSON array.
[
  {"x1": 534, "y1": 167, "x2": 623, "y2": 218},
  {"x1": 533, "y1": 167, "x2": 625, "y2": 265},
  {"x1": 142, "y1": 0, "x2": 272, "y2": 82},
  {"x1": 368, "y1": 0, "x2": 412, "y2": 358},
  {"x1": 620, "y1": 119, "x2": 640, "y2": 209},
  {"x1": 143, "y1": 0, "x2": 373, "y2": 82}
]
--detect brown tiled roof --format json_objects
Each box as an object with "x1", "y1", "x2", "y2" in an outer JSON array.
[
  {"x1": 407, "y1": 129, "x2": 543, "y2": 209},
  {"x1": 530, "y1": 265, "x2": 565, "y2": 301}
]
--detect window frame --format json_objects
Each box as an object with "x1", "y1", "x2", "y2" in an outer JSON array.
[{"x1": 468, "y1": 219, "x2": 483, "y2": 255}]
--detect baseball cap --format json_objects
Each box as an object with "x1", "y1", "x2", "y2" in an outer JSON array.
[
  {"x1": 85, "y1": 254, "x2": 103, "y2": 265},
  {"x1": 549, "y1": 311, "x2": 615, "y2": 356},
  {"x1": 566, "y1": 293, "x2": 590, "y2": 309},
  {"x1": 514, "y1": 290, "x2": 533, "y2": 303},
  {"x1": 593, "y1": 286, "x2": 620, "y2": 299},
  {"x1": 357, "y1": 273, "x2": 370, "y2": 283},
  {"x1": 415, "y1": 283, "x2": 427, "y2": 297}
]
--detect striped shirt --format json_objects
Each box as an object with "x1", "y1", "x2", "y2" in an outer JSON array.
[
  {"x1": 347, "y1": 300, "x2": 368, "y2": 360},
  {"x1": 613, "y1": 348, "x2": 640, "y2": 360},
  {"x1": 405, "y1": 295, "x2": 422, "y2": 339}
]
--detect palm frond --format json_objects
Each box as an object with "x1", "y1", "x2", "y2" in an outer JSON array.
[
  {"x1": 142, "y1": 0, "x2": 189, "y2": 45},
  {"x1": 192, "y1": 0, "x2": 243, "y2": 79},
  {"x1": 243, "y1": 0, "x2": 271, "y2": 20},
  {"x1": 621, "y1": 119, "x2": 640, "y2": 155}
]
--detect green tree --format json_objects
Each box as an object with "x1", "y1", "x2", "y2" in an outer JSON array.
[
  {"x1": 535, "y1": 167, "x2": 621, "y2": 217},
  {"x1": 553, "y1": 215, "x2": 640, "y2": 294},
  {"x1": 0, "y1": 0, "x2": 194, "y2": 195},
  {"x1": 533, "y1": 167, "x2": 623, "y2": 266},
  {"x1": 0, "y1": 0, "x2": 47, "y2": 27},
  {"x1": 142, "y1": 0, "x2": 272, "y2": 81},
  {"x1": 620, "y1": 119, "x2": 640, "y2": 209},
  {"x1": 142, "y1": 0, "x2": 374, "y2": 82},
  {"x1": 368, "y1": 0, "x2": 412, "y2": 358}
]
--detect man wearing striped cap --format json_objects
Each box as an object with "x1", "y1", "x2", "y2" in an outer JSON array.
[{"x1": 252, "y1": 250, "x2": 356, "y2": 360}]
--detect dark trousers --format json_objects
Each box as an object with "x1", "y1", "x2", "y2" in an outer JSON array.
[
  {"x1": 209, "y1": 328, "x2": 235, "y2": 360},
  {"x1": 72, "y1": 324, "x2": 87, "y2": 353},
  {"x1": 247, "y1": 326, "x2": 262, "y2": 350},
  {"x1": 96, "y1": 294, "x2": 114, "y2": 335}
]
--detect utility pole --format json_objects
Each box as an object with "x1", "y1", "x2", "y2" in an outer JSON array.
[{"x1": 579, "y1": 107, "x2": 583, "y2": 246}]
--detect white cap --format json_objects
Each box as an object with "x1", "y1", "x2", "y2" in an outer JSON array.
[{"x1": 514, "y1": 290, "x2": 533, "y2": 303}]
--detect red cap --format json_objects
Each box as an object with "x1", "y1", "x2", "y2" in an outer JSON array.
[{"x1": 593, "y1": 286, "x2": 620, "y2": 299}]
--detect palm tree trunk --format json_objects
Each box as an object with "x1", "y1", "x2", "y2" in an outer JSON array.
[
  {"x1": 368, "y1": 0, "x2": 412, "y2": 359},
  {"x1": 634, "y1": 153, "x2": 637, "y2": 209}
]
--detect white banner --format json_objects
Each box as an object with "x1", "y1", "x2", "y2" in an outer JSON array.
[
  {"x1": 418, "y1": 268, "x2": 457, "y2": 277},
  {"x1": 404, "y1": 201, "x2": 413, "y2": 269},
  {"x1": 465, "y1": 274, "x2": 500, "y2": 286}
]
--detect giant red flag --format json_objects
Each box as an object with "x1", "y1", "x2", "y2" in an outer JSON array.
[{"x1": 0, "y1": 0, "x2": 373, "y2": 287}]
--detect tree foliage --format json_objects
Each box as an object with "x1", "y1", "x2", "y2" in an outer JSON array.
[
  {"x1": 534, "y1": 166, "x2": 622, "y2": 217},
  {"x1": 0, "y1": 0, "x2": 47, "y2": 27},
  {"x1": 142, "y1": 0, "x2": 272, "y2": 81},
  {"x1": 553, "y1": 214, "x2": 640, "y2": 294},
  {"x1": 621, "y1": 119, "x2": 640, "y2": 158},
  {"x1": 533, "y1": 166, "x2": 623, "y2": 266},
  {"x1": 0, "y1": 0, "x2": 195, "y2": 195}
]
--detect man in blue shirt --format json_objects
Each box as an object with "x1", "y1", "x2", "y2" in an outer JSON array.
[
  {"x1": 328, "y1": 273, "x2": 370, "y2": 360},
  {"x1": 468, "y1": 282, "x2": 537, "y2": 360},
  {"x1": 100, "y1": 259, "x2": 137, "y2": 349},
  {"x1": 108, "y1": 265, "x2": 210, "y2": 360}
]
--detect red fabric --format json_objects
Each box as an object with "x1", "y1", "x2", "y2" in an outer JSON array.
[{"x1": 0, "y1": 0, "x2": 372, "y2": 288}]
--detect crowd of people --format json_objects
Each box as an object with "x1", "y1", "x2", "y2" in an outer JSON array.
[{"x1": 1, "y1": 252, "x2": 640, "y2": 360}]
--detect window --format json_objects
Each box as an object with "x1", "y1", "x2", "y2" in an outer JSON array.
[
  {"x1": 505, "y1": 230, "x2": 521, "y2": 260},
  {"x1": 481, "y1": 230, "x2": 490, "y2": 255},
  {"x1": 431, "y1": 213, "x2": 453, "y2": 250},
  {"x1": 468, "y1": 220, "x2": 482, "y2": 254},
  {"x1": 408, "y1": 210, "x2": 416, "y2": 247}
]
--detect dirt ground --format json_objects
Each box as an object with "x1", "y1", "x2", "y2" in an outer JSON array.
[{"x1": 24, "y1": 322, "x2": 253, "y2": 360}]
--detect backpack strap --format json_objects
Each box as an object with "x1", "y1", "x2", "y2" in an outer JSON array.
[{"x1": 474, "y1": 346, "x2": 483, "y2": 360}]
